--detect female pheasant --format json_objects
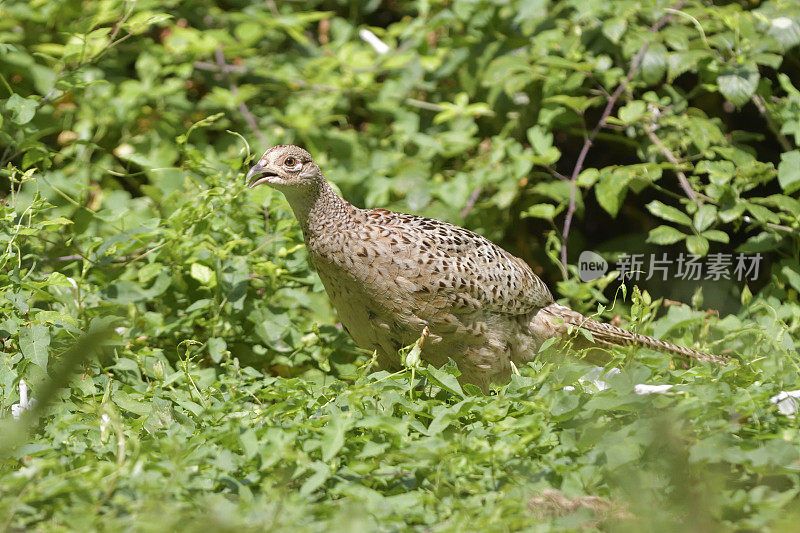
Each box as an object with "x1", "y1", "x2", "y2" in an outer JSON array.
[{"x1": 246, "y1": 145, "x2": 725, "y2": 390}]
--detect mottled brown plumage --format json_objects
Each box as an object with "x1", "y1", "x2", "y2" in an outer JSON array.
[{"x1": 246, "y1": 145, "x2": 726, "y2": 390}]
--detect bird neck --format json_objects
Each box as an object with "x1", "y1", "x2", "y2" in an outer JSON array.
[{"x1": 282, "y1": 179, "x2": 353, "y2": 237}]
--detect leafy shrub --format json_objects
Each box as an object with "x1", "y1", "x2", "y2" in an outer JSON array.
[{"x1": 1, "y1": 0, "x2": 799, "y2": 529}]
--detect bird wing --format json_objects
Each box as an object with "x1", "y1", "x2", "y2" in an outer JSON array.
[{"x1": 361, "y1": 209, "x2": 554, "y2": 316}]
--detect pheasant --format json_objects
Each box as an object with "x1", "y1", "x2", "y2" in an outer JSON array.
[{"x1": 246, "y1": 145, "x2": 726, "y2": 391}]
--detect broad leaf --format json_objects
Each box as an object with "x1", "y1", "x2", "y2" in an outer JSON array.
[{"x1": 646, "y1": 200, "x2": 692, "y2": 226}]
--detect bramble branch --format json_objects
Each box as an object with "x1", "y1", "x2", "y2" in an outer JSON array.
[
  {"x1": 643, "y1": 123, "x2": 704, "y2": 203},
  {"x1": 214, "y1": 47, "x2": 267, "y2": 146},
  {"x1": 560, "y1": 0, "x2": 688, "y2": 272}
]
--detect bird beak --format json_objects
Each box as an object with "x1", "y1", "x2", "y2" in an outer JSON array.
[{"x1": 245, "y1": 162, "x2": 276, "y2": 188}]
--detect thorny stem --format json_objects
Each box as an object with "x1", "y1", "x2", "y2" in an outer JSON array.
[{"x1": 560, "y1": 0, "x2": 688, "y2": 273}]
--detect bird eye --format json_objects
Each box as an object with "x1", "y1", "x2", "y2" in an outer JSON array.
[{"x1": 284, "y1": 156, "x2": 298, "y2": 168}]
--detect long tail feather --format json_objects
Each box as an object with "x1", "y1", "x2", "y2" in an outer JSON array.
[{"x1": 541, "y1": 303, "x2": 728, "y2": 365}]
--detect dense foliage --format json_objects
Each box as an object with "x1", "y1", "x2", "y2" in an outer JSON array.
[{"x1": 2, "y1": 0, "x2": 800, "y2": 529}]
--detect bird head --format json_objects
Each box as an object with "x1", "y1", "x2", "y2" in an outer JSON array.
[{"x1": 245, "y1": 145, "x2": 322, "y2": 191}]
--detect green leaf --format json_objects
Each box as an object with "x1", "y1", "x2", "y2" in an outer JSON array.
[
  {"x1": 321, "y1": 411, "x2": 349, "y2": 462},
  {"x1": 550, "y1": 390, "x2": 580, "y2": 419},
  {"x1": 602, "y1": 17, "x2": 627, "y2": 44},
  {"x1": 736, "y1": 231, "x2": 782, "y2": 253},
  {"x1": 103, "y1": 272, "x2": 172, "y2": 304},
  {"x1": 746, "y1": 204, "x2": 780, "y2": 224},
  {"x1": 777, "y1": 151, "x2": 800, "y2": 194},
  {"x1": 46, "y1": 272, "x2": 75, "y2": 287},
  {"x1": 780, "y1": 261, "x2": 800, "y2": 293},
  {"x1": 238, "y1": 428, "x2": 258, "y2": 460},
  {"x1": 19, "y1": 324, "x2": 50, "y2": 368},
  {"x1": 33, "y1": 310, "x2": 78, "y2": 327},
  {"x1": 526, "y1": 125, "x2": 552, "y2": 154},
  {"x1": 603, "y1": 440, "x2": 641, "y2": 469},
  {"x1": 112, "y1": 390, "x2": 152, "y2": 416},
  {"x1": 752, "y1": 53, "x2": 782, "y2": 70},
  {"x1": 646, "y1": 201, "x2": 692, "y2": 226},
  {"x1": 576, "y1": 168, "x2": 599, "y2": 187},
  {"x1": 190, "y1": 263, "x2": 216, "y2": 286},
  {"x1": 717, "y1": 65, "x2": 759, "y2": 107},
  {"x1": 702, "y1": 230, "x2": 729, "y2": 243},
  {"x1": 667, "y1": 50, "x2": 712, "y2": 81},
  {"x1": 767, "y1": 16, "x2": 800, "y2": 52},
  {"x1": 5, "y1": 94, "x2": 37, "y2": 124},
  {"x1": 299, "y1": 462, "x2": 330, "y2": 496},
  {"x1": 686, "y1": 235, "x2": 710, "y2": 256},
  {"x1": 719, "y1": 202, "x2": 745, "y2": 223},
  {"x1": 596, "y1": 165, "x2": 661, "y2": 218},
  {"x1": 40, "y1": 217, "x2": 73, "y2": 227},
  {"x1": 596, "y1": 173, "x2": 630, "y2": 218},
  {"x1": 641, "y1": 43, "x2": 667, "y2": 85},
  {"x1": 647, "y1": 225, "x2": 686, "y2": 245},
  {"x1": 522, "y1": 204, "x2": 556, "y2": 220},
  {"x1": 421, "y1": 365, "x2": 464, "y2": 397},
  {"x1": 618, "y1": 101, "x2": 646, "y2": 124},
  {"x1": 693, "y1": 204, "x2": 717, "y2": 232},
  {"x1": 543, "y1": 94, "x2": 600, "y2": 113},
  {"x1": 235, "y1": 21, "x2": 264, "y2": 45},
  {"x1": 207, "y1": 337, "x2": 227, "y2": 363},
  {"x1": 220, "y1": 256, "x2": 248, "y2": 310}
]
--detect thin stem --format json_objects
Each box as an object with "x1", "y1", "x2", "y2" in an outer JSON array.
[
  {"x1": 643, "y1": 123, "x2": 705, "y2": 202},
  {"x1": 460, "y1": 186, "x2": 483, "y2": 217},
  {"x1": 0, "y1": 72, "x2": 13, "y2": 96},
  {"x1": 405, "y1": 98, "x2": 446, "y2": 111},
  {"x1": 214, "y1": 47, "x2": 267, "y2": 146},
  {"x1": 560, "y1": 0, "x2": 688, "y2": 272},
  {"x1": 751, "y1": 94, "x2": 793, "y2": 152}
]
